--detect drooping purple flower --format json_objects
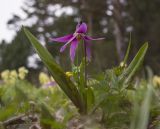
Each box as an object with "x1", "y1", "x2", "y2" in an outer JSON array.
[{"x1": 50, "y1": 22, "x2": 105, "y2": 62}]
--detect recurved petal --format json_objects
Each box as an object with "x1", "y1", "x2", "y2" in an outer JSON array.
[
  {"x1": 76, "y1": 22, "x2": 87, "y2": 33},
  {"x1": 60, "y1": 43, "x2": 68, "y2": 52},
  {"x1": 84, "y1": 35, "x2": 105, "y2": 41},
  {"x1": 70, "y1": 39, "x2": 79, "y2": 62},
  {"x1": 50, "y1": 34, "x2": 73, "y2": 43},
  {"x1": 59, "y1": 35, "x2": 77, "y2": 52}
]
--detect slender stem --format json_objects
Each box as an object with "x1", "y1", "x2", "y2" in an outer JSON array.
[
  {"x1": 76, "y1": 45, "x2": 80, "y2": 87},
  {"x1": 81, "y1": 41, "x2": 88, "y2": 114},
  {"x1": 84, "y1": 42, "x2": 87, "y2": 88}
]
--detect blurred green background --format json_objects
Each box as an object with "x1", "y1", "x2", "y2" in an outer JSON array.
[{"x1": 0, "y1": 0, "x2": 160, "y2": 82}]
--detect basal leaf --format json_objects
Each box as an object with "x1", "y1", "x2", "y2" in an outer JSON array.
[{"x1": 23, "y1": 27, "x2": 84, "y2": 113}]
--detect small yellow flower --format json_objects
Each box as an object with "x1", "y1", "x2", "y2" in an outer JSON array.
[
  {"x1": 153, "y1": 75, "x2": 160, "y2": 87},
  {"x1": 18, "y1": 67, "x2": 28, "y2": 80},
  {"x1": 39, "y1": 72, "x2": 50, "y2": 85},
  {"x1": 10, "y1": 70, "x2": 18, "y2": 78},
  {"x1": 1, "y1": 70, "x2": 17, "y2": 84},
  {"x1": 65, "y1": 72, "x2": 73, "y2": 78},
  {"x1": 9, "y1": 70, "x2": 18, "y2": 84},
  {"x1": 1, "y1": 70, "x2": 10, "y2": 82}
]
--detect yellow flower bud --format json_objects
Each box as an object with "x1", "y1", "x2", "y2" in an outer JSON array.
[
  {"x1": 120, "y1": 62, "x2": 127, "y2": 68},
  {"x1": 65, "y1": 72, "x2": 73, "y2": 78}
]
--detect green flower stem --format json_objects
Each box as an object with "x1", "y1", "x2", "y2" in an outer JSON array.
[
  {"x1": 76, "y1": 45, "x2": 80, "y2": 87},
  {"x1": 83, "y1": 41, "x2": 87, "y2": 114},
  {"x1": 84, "y1": 42, "x2": 87, "y2": 88}
]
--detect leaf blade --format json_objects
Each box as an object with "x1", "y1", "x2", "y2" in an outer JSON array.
[
  {"x1": 23, "y1": 27, "x2": 84, "y2": 113},
  {"x1": 120, "y1": 42, "x2": 148, "y2": 84}
]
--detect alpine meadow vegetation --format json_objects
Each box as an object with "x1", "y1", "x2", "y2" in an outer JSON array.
[{"x1": 0, "y1": 22, "x2": 160, "y2": 129}]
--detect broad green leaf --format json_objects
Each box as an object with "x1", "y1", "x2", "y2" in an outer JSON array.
[
  {"x1": 120, "y1": 42, "x2": 148, "y2": 84},
  {"x1": 23, "y1": 27, "x2": 84, "y2": 113}
]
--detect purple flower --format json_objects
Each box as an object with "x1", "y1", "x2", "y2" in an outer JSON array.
[
  {"x1": 42, "y1": 81, "x2": 57, "y2": 88},
  {"x1": 50, "y1": 22, "x2": 105, "y2": 62}
]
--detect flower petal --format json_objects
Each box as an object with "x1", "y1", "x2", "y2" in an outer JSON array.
[
  {"x1": 59, "y1": 35, "x2": 77, "y2": 52},
  {"x1": 70, "y1": 39, "x2": 78, "y2": 62},
  {"x1": 60, "y1": 43, "x2": 68, "y2": 52},
  {"x1": 85, "y1": 41, "x2": 92, "y2": 61},
  {"x1": 84, "y1": 35, "x2": 105, "y2": 41},
  {"x1": 76, "y1": 22, "x2": 87, "y2": 33},
  {"x1": 50, "y1": 34, "x2": 73, "y2": 43}
]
